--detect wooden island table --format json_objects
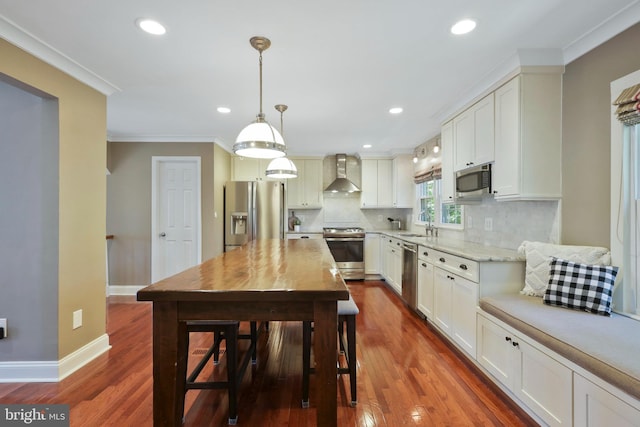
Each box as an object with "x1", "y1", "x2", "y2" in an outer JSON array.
[{"x1": 137, "y1": 238, "x2": 349, "y2": 426}]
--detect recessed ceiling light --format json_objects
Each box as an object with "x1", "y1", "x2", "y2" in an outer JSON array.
[
  {"x1": 217, "y1": 107, "x2": 231, "y2": 114},
  {"x1": 136, "y1": 18, "x2": 166, "y2": 35},
  {"x1": 451, "y1": 19, "x2": 476, "y2": 35},
  {"x1": 389, "y1": 107, "x2": 403, "y2": 114},
  {"x1": 362, "y1": 144, "x2": 372, "y2": 149}
]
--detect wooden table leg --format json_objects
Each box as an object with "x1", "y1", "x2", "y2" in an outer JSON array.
[
  {"x1": 152, "y1": 301, "x2": 180, "y2": 427},
  {"x1": 314, "y1": 300, "x2": 338, "y2": 427}
]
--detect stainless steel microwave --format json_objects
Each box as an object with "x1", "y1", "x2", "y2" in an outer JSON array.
[{"x1": 456, "y1": 163, "x2": 491, "y2": 200}]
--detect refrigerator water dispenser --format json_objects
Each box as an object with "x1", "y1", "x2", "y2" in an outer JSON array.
[{"x1": 231, "y1": 213, "x2": 248, "y2": 235}]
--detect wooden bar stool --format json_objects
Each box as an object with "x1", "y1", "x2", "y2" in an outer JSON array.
[
  {"x1": 176, "y1": 321, "x2": 260, "y2": 425},
  {"x1": 302, "y1": 293, "x2": 359, "y2": 408}
]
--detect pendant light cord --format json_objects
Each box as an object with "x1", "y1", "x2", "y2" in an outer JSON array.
[{"x1": 259, "y1": 51, "x2": 263, "y2": 116}]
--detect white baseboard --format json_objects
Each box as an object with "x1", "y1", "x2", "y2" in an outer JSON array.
[
  {"x1": 0, "y1": 334, "x2": 111, "y2": 383},
  {"x1": 107, "y1": 285, "x2": 146, "y2": 296},
  {"x1": 59, "y1": 333, "x2": 111, "y2": 380}
]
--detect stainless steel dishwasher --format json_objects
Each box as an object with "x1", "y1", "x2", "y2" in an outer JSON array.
[{"x1": 401, "y1": 242, "x2": 417, "y2": 310}]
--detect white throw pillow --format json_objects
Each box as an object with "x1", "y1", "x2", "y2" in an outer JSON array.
[{"x1": 517, "y1": 241, "x2": 611, "y2": 297}]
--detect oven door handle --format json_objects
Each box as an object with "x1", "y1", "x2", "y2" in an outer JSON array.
[{"x1": 324, "y1": 237, "x2": 364, "y2": 242}]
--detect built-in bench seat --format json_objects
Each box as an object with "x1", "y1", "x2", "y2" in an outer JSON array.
[{"x1": 480, "y1": 294, "x2": 640, "y2": 402}]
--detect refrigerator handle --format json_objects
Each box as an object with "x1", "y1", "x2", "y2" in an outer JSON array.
[{"x1": 250, "y1": 182, "x2": 257, "y2": 240}]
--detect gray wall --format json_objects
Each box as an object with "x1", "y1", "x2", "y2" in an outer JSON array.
[
  {"x1": 562, "y1": 22, "x2": 640, "y2": 247},
  {"x1": 106, "y1": 142, "x2": 225, "y2": 288},
  {"x1": 0, "y1": 79, "x2": 59, "y2": 360}
]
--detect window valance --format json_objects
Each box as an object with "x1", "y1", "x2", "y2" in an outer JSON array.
[
  {"x1": 414, "y1": 166, "x2": 442, "y2": 184},
  {"x1": 613, "y1": 83, "x2": 640, "y2": 126}
]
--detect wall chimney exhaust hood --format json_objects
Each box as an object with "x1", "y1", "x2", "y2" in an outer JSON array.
[{"x1": 324, "y1": 154, "x2": 361, "y2": 193}]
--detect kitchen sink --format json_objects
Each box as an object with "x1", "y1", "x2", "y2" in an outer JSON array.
[{"x1": 396, "y1": 232, "x2": 425, "y2": 237}]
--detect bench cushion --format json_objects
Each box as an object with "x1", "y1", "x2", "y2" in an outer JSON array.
[
  {"x1": 480, "y1": 294, "x2": 640, "y2": 401},
  {"x1": 338, "y1": 294, "x2": 359, "y2": 315}
]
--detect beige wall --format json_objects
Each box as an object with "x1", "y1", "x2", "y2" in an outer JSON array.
[
  {"x1": 107, "y1": 142, "x2": 228, "y2": 287},
  {"x1": 0, "y1": 39, "x2": 107, "y2": 359},
  {"x1": 562, "y1": 22, "x2": 640, "y2": 246}
]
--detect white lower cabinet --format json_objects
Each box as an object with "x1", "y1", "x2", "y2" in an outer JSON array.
[
  {"x1": 451, "y1": 275, "x2": 478, "y2": 356},
  {"x1": 382, "y1": 237, "x2": 402, "y2": 294},
  {"x1": 477, "y1": 313, "x2": 572, "y2": 427},
  {"x1": 364, "y1": 233, "x2": 381, "y2": 275},
  {"x1": 417, "y1": 248, "x2": 434, "y2": 320},
  {"x1": 433, "y1": 267, "x2": 453, "y2": 336},
  {"x1": 433, "y1": 267, "x2": 478, "y2": 358},
  {"x1": 574, "y1": 373, "x2": 640, "y2": 427},
  {"x1": 431, "y1": 249, "x2": 481, "y2": 359}
]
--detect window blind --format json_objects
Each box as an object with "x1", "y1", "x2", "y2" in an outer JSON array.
[
  {"x1": 413, "y1": 166, "x2": 442, "y2": 184},
  {"x1": 613, "y1": 83, "x2": 640, "y2": 126}
]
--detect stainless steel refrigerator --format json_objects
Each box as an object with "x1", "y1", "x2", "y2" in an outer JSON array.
[{"x1": 224, "y1": 181, "x2": 285, "y2": 252}]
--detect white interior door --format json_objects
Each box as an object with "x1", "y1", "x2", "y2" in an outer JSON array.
[{"x1": 151, "y1": 156, "x2": 202, "y2": 283}]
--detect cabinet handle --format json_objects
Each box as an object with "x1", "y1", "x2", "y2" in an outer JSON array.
[
  {"x1": 505, "y1": 337, "x2": 511, "y2": 342},
  {"x1": 512, "y1": 341, "x2": 519, "y2": 348},
  {"x1": 447, "y1": 275, "x2": 455, "y2": 280},
  {"x1": 493, "y1": 190, "x2": 498, "y2": 194},
  {"x1": 301, "y1": 236, "x2": 309, "y2": 239},
  {"x1": 423, "y1": 251, "x2": 428, "y2": 256},
  {"x1": 397, "y1": 242, "x2": 401, "y2": 246},
  {"x1": 439, "y1": 257, "x2": 446, "y2": 263},
  {"x1": 421, "y1": 263, "x2": 427, "y2": 267},
  {"x1": 460, "y1": 264, "x2": 468, "y2": 270}
]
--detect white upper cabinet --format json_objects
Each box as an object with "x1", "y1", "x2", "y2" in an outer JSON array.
[
  {"x1": 493, "y1": 72, "x2": 562, "y2": 200},
  {"x1": 361, "y1": 156, "x2": 412, "y2": 208},
  {"x1": 286, "y1": 158, "x2": 323, "y2": 209},
  {"x1": 361, "y1": 159, "x2": 393, "y2": 208},
  {"x1": 453, "y1": 93, "x2": 495, "y2": 171},
  {"x1": 232, "y1": 157, "x2": 278, "y2": 181},
  {"x1": 392, "y1": 155, "x2": 414, "y2": 208},
  {"x1": 440, "y1": 122, "x2": 455, "y2": 203}
]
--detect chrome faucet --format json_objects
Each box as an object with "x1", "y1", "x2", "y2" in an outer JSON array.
[{"x1": 424, "y1": 212, "x2": 438, "y2": 238}]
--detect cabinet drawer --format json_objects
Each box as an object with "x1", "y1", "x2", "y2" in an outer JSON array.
[
  {"x1": 431, "y1": 249, "x2": 479, "y2": 282},
  {"x1": 418, "y1": 245, "x2": 436, "y2": 263}
]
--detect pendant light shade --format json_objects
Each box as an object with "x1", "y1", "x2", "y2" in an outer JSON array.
[
  {"x1": 266, "y1": 104, "x2": 297, "y2": 178},
  {"x1": 233, "y1": 36, "x2": 286, "y2": 159},
  {"x1": 266, "y1": 156, "x2": 298, "y2": 178},
  {"x1": 235, "y1": 115, "x2": 286, "y2": 159}
]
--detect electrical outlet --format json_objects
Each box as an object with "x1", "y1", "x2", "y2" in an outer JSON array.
[
  {"x1": 467, "y1": 216, "x2": 473, "y2": 228},
  {"x1": 73, "y1": 310, "x2": 83, "y2": 330},
  {"x1": 0, "y1": 318, "x2": 7, "y2": 338},
  {"x1": 484, "y1": 217, "x2": 493, "y2": 232}
]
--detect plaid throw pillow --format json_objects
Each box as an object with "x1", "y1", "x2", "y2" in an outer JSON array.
[{"x1": 544, "y1": 258, "x2": 618, "y2": 316}]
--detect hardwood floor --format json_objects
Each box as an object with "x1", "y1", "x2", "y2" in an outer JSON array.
[{"x1": 0, "y1": 281, "x2": 536, "y2": 426}]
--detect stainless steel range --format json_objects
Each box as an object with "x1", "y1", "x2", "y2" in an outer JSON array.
[{"x1": 323, "y1": 227, "x2": 365, "y2": 280}]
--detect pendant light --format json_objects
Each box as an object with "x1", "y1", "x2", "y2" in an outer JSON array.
[
  {"x1": 266, "y1": 104, "x2": 298, "y2": 179},
  {"x1": 233, "y1": 36, "x2": 286, "y2": 159}
]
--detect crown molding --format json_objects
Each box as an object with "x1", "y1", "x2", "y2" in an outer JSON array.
[
  {"x1": 563, "y1": 0, "x2": 640, "y2": 63},
  {"x1": 0, "y1": 15, "x2": 120, "y2": 96}
]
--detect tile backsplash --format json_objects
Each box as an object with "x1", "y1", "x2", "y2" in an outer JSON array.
[
  {"x1": 288, "y1": 193, "x2": 412, "y2": 232},
  {"x1": 411, "y1": 197, "x2": 560, "y2": 250},
  {"x1": 289, "y1": 192, "x2": 560, "y2": 251}
]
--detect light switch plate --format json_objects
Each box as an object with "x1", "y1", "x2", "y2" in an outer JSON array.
[
  {"x1": 484, "y1": 217, "x2": 493, "y2": 232},
  {"x1": 73, "y1": 310, "x2": 83, "y2": 330}
]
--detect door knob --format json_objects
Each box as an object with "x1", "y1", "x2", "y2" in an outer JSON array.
[{"x1": 159, "y1": 232, "x2": 166, "y2": 237}]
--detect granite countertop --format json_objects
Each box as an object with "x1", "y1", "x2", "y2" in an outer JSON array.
[{"x1": 374, "y1": 230, "x2": 523, "y2": 262}]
